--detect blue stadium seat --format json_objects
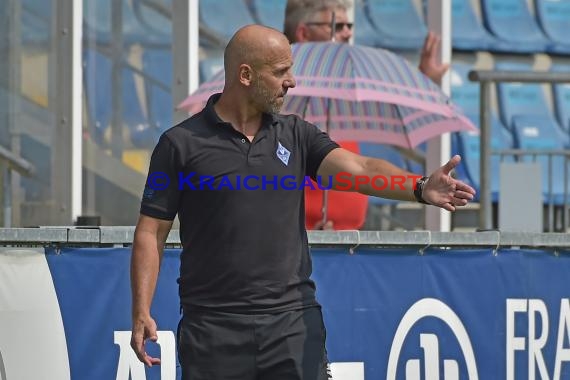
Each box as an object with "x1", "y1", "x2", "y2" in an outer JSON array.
[
  {"x1": 480, "y1": 0, "x2": 550, "y2": 53},
  {"x1": 450, "y1": 63, "x2": 481, "y2": 115},
  {"x1": 353, "y1": 0, "x2": 382, "y2": 47},
  {"x1": 359, "y1": 143, "x2": 407, "y2": 206},
  {"x1": 495, "y1": 62, "x2": 551, "y2": 129},
  {"x1": 534, "y1": 0, "x2": 570, "y2": 54},
  {"x1": 251, "y1": 0, "x2": 286, "y2": 31},
  {"x1": 511, "y1": 115, "x2": 570, "y2": 204},
  {"x1": 199, "y1": 0, "x2": 256, "y2": 43},
  {"x1": 451, "y1": 0, "x2": 497, "y2": 51},
  {"x1": 199, "y1": 57, "x2": 224, "y2": 84},
  {"x1": 142, "y1": 48, "x2": 173, "y2": 135},
  {"x1": 551, "y1": 64, "x2": 570, "y2": 134},
  {"x1": 365, "y1": 0, "x2": 427, "y2": 51}
]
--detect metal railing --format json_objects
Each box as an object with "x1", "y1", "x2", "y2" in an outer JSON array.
[
  {"x1": 495, "y1": 149, "x2": 570, "y2": 231},
  {"x1": 468, "y1": 70, "x2": 570, "y2": 230},
  {"x1": 1, "y1": 227, "x2": 570, "y2": 250}
]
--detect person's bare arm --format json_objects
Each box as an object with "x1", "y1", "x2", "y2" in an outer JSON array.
[
  {"x1": 130, "y1": 214, "x2": 173, "y2": 366},
  {"x1": 317, "y1": 148, "x2": 475, "y2": 211},
  {"x1": 317, "y1": 148, "x2": 418, "y2": 200}
]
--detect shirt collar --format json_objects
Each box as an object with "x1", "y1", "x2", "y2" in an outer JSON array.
[
  {"x1": 204, "y1": 93, "x2": 279, "y2": 128},
  {"x1": 203, "y1": 93, "x2": 225, "y2": 126}
]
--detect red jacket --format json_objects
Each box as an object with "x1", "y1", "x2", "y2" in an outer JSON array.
[{"x1": 305, "y1": 141, "x2": 368, "y2": 230}]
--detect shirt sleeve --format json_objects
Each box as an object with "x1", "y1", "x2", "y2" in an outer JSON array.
[
  {"x1": 303, "y1": 120, "x2": 340, "y2": 180},
  {"x1": 140, "y1": 134, "x2": 183, "y2": 220}
]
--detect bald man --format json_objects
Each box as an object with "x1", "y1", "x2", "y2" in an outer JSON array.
[{"x1": 130, "y1": 25, "x2": 475, "y2": 380}]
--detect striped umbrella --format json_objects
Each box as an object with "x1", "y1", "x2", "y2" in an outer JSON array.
[{"x1": 178, "y1": 42, "x2": 476, "y2": 149}]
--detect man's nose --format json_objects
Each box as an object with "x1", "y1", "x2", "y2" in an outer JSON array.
[{"x1": 285, "y1": 76, "x2": 296, "y2": 89}]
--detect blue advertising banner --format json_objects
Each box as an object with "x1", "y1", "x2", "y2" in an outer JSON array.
[
  {"x1": 313, "y1": 248, "x2": 570, "y2": 380},
  {"x1": 38, "y1": 247, "x2": 570, "y2": 380}
]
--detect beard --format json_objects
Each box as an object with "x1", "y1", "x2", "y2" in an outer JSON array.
[{"x1": 252, "y1": 75, "x2": 284, "y2": 113}]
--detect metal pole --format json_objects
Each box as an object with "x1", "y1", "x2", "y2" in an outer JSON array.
[
  {"x1": 562, "y1": 155, "x2": 570, "y2": 232},
  {"x1": 321, "y1": 98, "x2": 332, "y2": 226},
  {"x1": 548, "y1": 154, "x2": 553, "y2": 231},
  {"x1": 70, "y1": 0, "x2": 83, "y2": 222},
  {"x1": 53, "y1": 0, "x2": 83, "y2": 224},
  {"x1": 425, "y1": 0, "x2": 452, "y2": 232},
  {"x1": 479, "y1": 81, "x2": 492, "y2": 230},
  {"x1": 172, "y1": 0, "x2": 199, "y2": 125},
  {"x1": 110, "y1": 0, "x2": 124, "y2": 159},
  {"x1": 7, "y1": 0, "x2": 22, "y2": 226},
  {"x1": 3, "y1": 167, "x2": 11, "y2": 228}
]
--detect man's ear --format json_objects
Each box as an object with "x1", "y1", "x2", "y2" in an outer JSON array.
[
  {"x1": 239, "y1": 64, "x2": 253, "y2": 86},
  {"x1": 295, "y1": 24, "x2": 309, "y2": 42}
]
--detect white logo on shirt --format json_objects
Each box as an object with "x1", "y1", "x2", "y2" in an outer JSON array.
[{"x1": 276, "y1": 142, "x2": 291, "y2": 166}]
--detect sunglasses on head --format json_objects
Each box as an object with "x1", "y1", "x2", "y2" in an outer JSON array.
[{"x1": 305, "y1": 22, "x2": 354, "y2": 32}]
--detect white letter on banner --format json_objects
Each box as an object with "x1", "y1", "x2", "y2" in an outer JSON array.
[
  {"x1": 329, "y1": 362, "x2": 364, "y2": 380},
  {"x1": 114, "y1": 331, "x2": 176, "y2": 380},
  {"x1": 114, "y1": 331, "x2": 146, "y2": 380},
  {"x1": 528, "y1": 299, "x2": 550, "y2": 380},
  {"x1": 156, "y1": 331, "x2": 176, "y2": 379},
  {"x1": 506, "y1": 299, "x2": 527, "y2": 380},
  {"x1": 420, "y1": 334, "x2": 440, "y2": 380},
  {"x1": 553, "y1": 299, "x2": 570, "y2": 380},
  {"x1": 416, "y1": 334, "x2": 459, "y2": 380}
]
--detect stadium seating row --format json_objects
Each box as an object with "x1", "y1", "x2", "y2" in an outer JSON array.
[
  {"x1": 197, "y1": 0, "x2": 570, "y2": 83},
  {"x1": 196, "y1": 0, "x2": 570, "y2": 54},
  {"x1": 20, "y1": 0, "x2": 570, "y2": 55}
]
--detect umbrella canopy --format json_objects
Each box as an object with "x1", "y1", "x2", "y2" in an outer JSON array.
[{"x1": 178, "y1": 42, "x2": 476, "y2": 149}]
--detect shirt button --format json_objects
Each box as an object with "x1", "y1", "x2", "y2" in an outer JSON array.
[{"x1": 241, "y1": 138, "x2": 246, "y2": 143}]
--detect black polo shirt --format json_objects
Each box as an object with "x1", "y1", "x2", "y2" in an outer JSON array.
[{"x1": 140, "y1": 94, "x2": 339, "y2": 313}]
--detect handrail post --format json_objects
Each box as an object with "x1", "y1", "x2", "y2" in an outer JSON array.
[
  {"x1": 479, "y1": 80, "x2": 492, "y2": 230},
  {"x1": 562, "y1": 155, "x2": 570, "y2": 233},
  {"x1": 1, "y1": 163, "x2": 11, "y2": 228},
  {"x1": 548, "y1": 154, "x2": 553, "y2": 231}
]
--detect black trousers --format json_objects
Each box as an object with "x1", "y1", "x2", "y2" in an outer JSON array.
[{"x1": 177, "y1": 306, "x2": 331, "y2": 380}]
